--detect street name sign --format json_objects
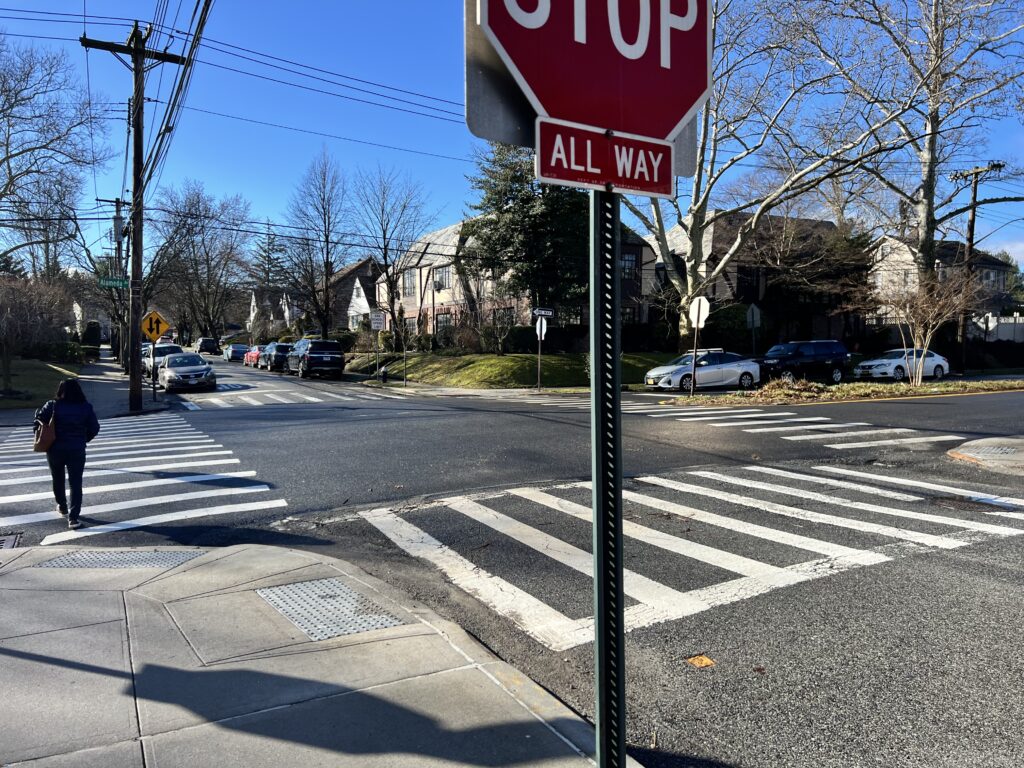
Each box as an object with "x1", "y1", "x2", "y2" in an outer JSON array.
[
  {"x1": 689, "y1": 296, "x2": 710, "y2": 330},
  {"x1": 370, "y1": 311, "x2": 386, "y2": 331},
  {"x1": 99, "y1": 277, "x2": 129, "y2": 289},
  {"x1": 532, "y1": 307, "x2": 555, "y2": 318},
  {"x1": 474, "y1": 0, "x2": 711, "y2": 196},
  {"x1": 141, "y1": 310, "x2": 169, "y2": 343}
]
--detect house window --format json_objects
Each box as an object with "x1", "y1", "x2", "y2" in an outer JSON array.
[
  {"x1": 349, "y1": 314, "x2": 361, "y2": 330},
  {"x1": 435, "y1": 313, "x2": 454, "y2": 331},
  {"x1": 435, "y1": 265, "x2": 452, "y2": 291},
  {"x1": 354, "y1": 284, "x2": 362, "y2": 298},
  {"x1": 620, "y1": 252, "x2": 638, "y2": 280},
  {"x1": 621, "y1": 305, "x2": 637, "y2": 325},
  {"x1": 402, "y1": 270, "x2": 416, "y2": 297},
  {"x1": 493, "y1": 306, "x2": 515, "y2": 325},
  {"x1": 404, "y1": 317, "x2": 417, "y2": 335}
]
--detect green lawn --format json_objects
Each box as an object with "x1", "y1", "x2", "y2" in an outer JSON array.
[
  {"x1": 0, "y1": 358, "x2": 82, "y2": 411},
  {"x1": 348, "y1": 352, "x2": 676, "y2": 389}
]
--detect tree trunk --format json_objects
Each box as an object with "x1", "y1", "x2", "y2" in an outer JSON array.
[{"x1": 1, "y1": 345, "x2": 13, "y2": 393}]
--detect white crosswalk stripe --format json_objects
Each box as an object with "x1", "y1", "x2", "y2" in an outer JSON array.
[
  {"x1": 360, "y1": 466, "x2": 1024, "y2": 651},
  {"x1": 825, "y1": 435, "x2": 963, "y2": 449},
  {"x1": 0, "y1": 415, "x2": 286, "y2": 545},
  {"x1": 175, "y1": 387, "x2": 409, "y2": 409}
]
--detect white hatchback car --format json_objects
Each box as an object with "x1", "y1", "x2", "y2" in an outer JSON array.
[
  {"x1": 645, "y1": 350, "x2": 760, "y2": 391},
  {"x1": 853, "y1": 348, "x2": 949, "y2": 381}
]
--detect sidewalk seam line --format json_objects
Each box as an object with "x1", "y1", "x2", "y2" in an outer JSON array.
[
  {"x1": 121, "y1": 591, "x2": 147, "y2": 768},
  {"x1": 0, "y1": 616, "x2": 123, "y2": 643}
]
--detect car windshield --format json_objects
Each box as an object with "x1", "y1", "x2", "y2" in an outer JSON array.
[
  {"x1": 765, "y1": 343, "x2": 799, "y2": 356},
  {"x1": 230, "y1": 344, "x2": 248, "y2": 350},
  {"x1": 154, "y1": 345, "x2": 183, "y2": 356},
  {"x1": 276, "y1": 345, "x2": 291, "y2": 353},
  {"x1": 309, "y1": 341, "x2": 342, "y2": 352},
  {"x1": 877, "y1": 349, "x2": 918, "y2": 360},
  {"x1": 166, "y1": 354, "x2": 205, "y2": 368}
]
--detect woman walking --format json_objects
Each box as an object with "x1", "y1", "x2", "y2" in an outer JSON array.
[{"x1": 34, "y1": 379, "x2": 100, "y2": 530}]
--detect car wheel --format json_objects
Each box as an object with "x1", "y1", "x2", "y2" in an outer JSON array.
[
  {"x1": 780, "y1": 370, "x2": 796, "y2": 385},
  {"x1": 892, "y1": 365, "x2": 905, "y2": 382},
  {"x1": 830, "y1": 367, "x2": 844, "y2": 384},
  {"x1": 933, "y1": 365, "x2": 945, "y2": 381},
  {"x1": 679, "y1": 374, "x2": 693, "y2": 392},
  {"x1": 739, "y1": 372, "x2": 754, "y2": 389}
]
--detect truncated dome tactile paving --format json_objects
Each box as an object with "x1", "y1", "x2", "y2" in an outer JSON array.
[
  {"x1": 33, "y1": 550, "x2": 205, "y2": 569},
  {"x1": 257, "y1": 577, "x2": 407, "y2": 641}
]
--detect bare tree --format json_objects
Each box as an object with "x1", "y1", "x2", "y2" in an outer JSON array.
[
  {"x1": 624, "y1": 0, "x2": 921, "y2": 344},
  {"x1": 773, "y1": 0, "x2": 1024, "y2": 276},
  {"x1": 0, "y1": 276, "x2": 68, "y2": 392},
  {"x1": 284, "y1": 149, "x2": 349, "y2": 337},
  {"x1": 866, "y1": 268, "x2": 987, "y2": 386},
  {"x1": 0, "y1": 37, "x2": 107, "y2": 271},
  {"x1": 351, "y1": 166, "x2": 433, "y2": 352},
  {"x1": 153, "y1": 181, "x2": 252, "y2": 339}
]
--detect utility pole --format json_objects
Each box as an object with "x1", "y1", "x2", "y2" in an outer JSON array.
[
  {"x1": 952, "y1": 161, "x2": 1005, "y2": 373},
  {"x1": 81, "y1": 24, "x2": 186, "y2": 412}
]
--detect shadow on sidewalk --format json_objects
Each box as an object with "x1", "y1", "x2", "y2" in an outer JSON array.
[{"x1": 0, "y1": 647, "x2": 587, "y2": 765}]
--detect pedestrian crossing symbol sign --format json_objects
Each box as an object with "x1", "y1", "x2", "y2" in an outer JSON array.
[{"x1": 141, "y1": 310, "x2": 169, "y2": 343}]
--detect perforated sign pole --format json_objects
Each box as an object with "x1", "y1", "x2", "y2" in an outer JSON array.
[{"x1": 590, "y1": 190, "x2": 625, "y2": 768}]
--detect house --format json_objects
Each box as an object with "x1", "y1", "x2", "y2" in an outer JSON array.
[
  {"x1": 871, "y1": 236, "x2": 1013, "y2": 310},
  {"x1": 71, "y1": 299, "x2": 112, "y2": 341},
  {"x1": 646, "y1": 211, "x2": 847, "y2": 340},
  {"x1": 330, "y1": 257, "x2": 383, "y2": 331},
  {"x1": 246, "y1": 288, "x2": 294, "y2": 337},
  {"x1": 374, "y1": 220, "x2": 659, "y2": 336}
]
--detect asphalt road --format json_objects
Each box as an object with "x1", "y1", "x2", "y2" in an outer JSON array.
[{"x1": 3, "y1": 358, "x2": 1024, "y2": 767}]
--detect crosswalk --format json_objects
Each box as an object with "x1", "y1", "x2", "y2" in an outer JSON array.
[
  {"x1": 360, "y1": 465, "x2": 1024, "y2": 651},
  {"x1": 175, "y1": 386, "x2": 410, "y2": 410},
  {"x1": 0, "y1": 414, "x2": 287, "y2": 545},
  {"x1": 489, "y1": 396, "x2": 963, "y2": 452}
]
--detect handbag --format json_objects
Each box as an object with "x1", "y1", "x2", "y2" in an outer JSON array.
[{"x1": 33, "y1": 409, "x2": 56, "y2": 453}]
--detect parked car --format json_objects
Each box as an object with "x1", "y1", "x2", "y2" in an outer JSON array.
[
  {"x1": 158, "y1": 353, "x2": 217, "y2": 392},
  {"x1": 243, "y1": 345, "x2": 265, "y2": 367},
  {"x1": 853, "y1": 348, "x2": 948, "y2": 381},
  {"x1": 286, "y1": 338, "x2": 345, "y2": 378},
  {"x1": 194, "y1": 337, "x2": 220, "y2": 355},
  {"x1": 756, "y1": 340, "x2": 851, "y2": 384},
  {"x1": 258, "y1": 342, "x2": 292, "y2": 371},
  {"x1": 223, "y1": 343, "x2": 248, "y2": 362},
  {"x1": 645, "y1": 349, "x2": 759, "y2": 391},
  {"x1": 144, "y1": 343, "x2": 184, "y2": 376}
]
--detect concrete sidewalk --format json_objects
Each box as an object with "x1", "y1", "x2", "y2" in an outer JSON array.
[
  {"x1": 0, "y1": 544, "x2": 601, "y2": 767},
  {"x1": 948, "y1": 435, "x2": 1024, "y2": 476}
]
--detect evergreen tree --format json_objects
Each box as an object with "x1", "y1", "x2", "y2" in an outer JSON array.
[
  {"x1": 0, "y1": 251, "x2": 26, "y2": 279},
  {"x1": 249, "y1": 220, "x2": 288, "y2": 287},
  {"x1": 465, "y1": 143, "x2": 588, "y2": 313}
]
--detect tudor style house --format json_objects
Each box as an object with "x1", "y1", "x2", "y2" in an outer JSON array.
[
  {"x1": 374, "y1": 220, "x2": 659, "y2": 337},
  {"x1": 330, "y1": 257, "x2": 383, "y2": 331}
]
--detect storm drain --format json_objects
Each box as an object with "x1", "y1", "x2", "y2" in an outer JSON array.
[
  {"x1": 34, "y1": 550, "x2": 205, "y2": 569},
  {"x1": 257, "y1": 578, "x2": 406, "y2": 641},
  {"x1": 960, "y1": 446, "x2": 1019, "y2": 457},
  {"x1": 0, "y1": 533, "x2": 21, "y2": 549}
]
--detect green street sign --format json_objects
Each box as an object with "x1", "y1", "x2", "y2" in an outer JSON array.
[{"x1": 98, "y1": 277, "x2": 129, "y2": 289}]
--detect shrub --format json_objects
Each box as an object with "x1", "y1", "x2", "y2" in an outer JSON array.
[
  {"x1": 81, "y1": 345, "x2": 100, "y2": 361},
  {"x1": 414, "y1": 333, "x2": 433, "y2": 352},
  {"x1": 82, "y1": 320, "x2": 102, "y2": 347},
  {"x1": 328, "y1": 330, "x2": 357, "y2": 352},
  {"x1": 378, "y1": 330, "x2": 395, "y2": 352}
]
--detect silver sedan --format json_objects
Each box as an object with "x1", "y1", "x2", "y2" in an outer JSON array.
[
  {"x1": 645, "y1": 351, "x2": 760, "y2": 391},
  {"x1": 158, "y1": 353, "x2": 217, "y2": 392}
]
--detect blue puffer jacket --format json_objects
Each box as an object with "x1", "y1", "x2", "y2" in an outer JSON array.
[{"x1": 34, "y1": 400, "x2": 100, "y2": 453}]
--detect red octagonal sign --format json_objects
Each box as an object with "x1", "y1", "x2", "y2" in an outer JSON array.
[
  {"x1": 480, "y1": 0, "x2": 711, "y2": 140},
  {"x1": 479, "y1": 0, "x2": 710, "y2": 196}
]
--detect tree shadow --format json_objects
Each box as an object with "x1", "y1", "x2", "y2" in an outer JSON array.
[{"x1": 0, "y1": 646, "x2": 590, "y2": 766}]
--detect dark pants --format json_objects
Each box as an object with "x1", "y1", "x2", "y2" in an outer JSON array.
[{"x1": 46, "y1": 448, "x2": 86, "y2": 520}]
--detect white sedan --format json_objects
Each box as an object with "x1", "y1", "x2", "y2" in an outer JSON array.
[
  {"x1": 853, "y1": 348, "x2": 949, "y2": 381},
  {"x1": 645, "y1": 350, "x2": 760, "y2": 391}
]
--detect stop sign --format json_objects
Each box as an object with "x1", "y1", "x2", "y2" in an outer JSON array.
[{"x1": 480, "y1": 0, "x2": 710, "y2": 142}]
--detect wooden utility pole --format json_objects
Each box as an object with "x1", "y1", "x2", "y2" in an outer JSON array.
[
  {"x1": 952, "y1": 161, "x2": 1005, "y2": 372},
  {"x1": 81, "y1": 24, "x2": 185, "y2": 412}
]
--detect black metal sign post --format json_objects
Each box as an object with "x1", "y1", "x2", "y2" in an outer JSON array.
[{"x1": 590, "y1": 190, "x2": 626, "y2": 768}]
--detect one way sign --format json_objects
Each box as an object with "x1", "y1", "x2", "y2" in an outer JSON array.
[{"x1": 141, "y1": 310, "x2": 169, "y2": 343}]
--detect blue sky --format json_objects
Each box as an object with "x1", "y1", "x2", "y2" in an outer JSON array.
[{"x1": 2, "y1": 1, "x2": 1023, "y2": 265}]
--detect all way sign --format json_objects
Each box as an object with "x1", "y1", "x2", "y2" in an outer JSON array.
[{"x1": 537, "y1": 119, "x2": 673, "y2": 197}]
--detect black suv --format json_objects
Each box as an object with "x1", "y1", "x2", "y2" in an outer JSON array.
[
  {"x1": 757, "y1": 340, "x2": 851, "y2": 384},
  {"x1": 286, "y1": 339, "x2": 345, "y2": 378},
  {"x1": 258, "y1": 342, "x2": 291, "y2": 371},
  {"x1": 195, "y1": 337, "x2": 220, "y2": 355}
]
